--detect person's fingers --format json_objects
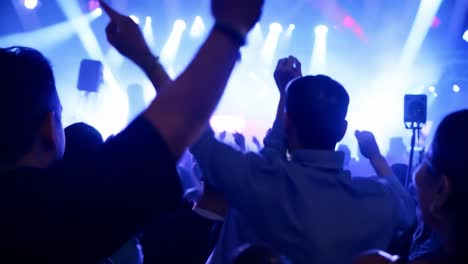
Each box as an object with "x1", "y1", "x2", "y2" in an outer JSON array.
[
  {"x1": 99, "y1": 0, "x2": 123, "y2": 21},
  {"x1": 276, "y1": 58, "x2": 287, "y2": 69},
  {"x1": 285, "y1": 56, "x2": 295, "y2": 68}
]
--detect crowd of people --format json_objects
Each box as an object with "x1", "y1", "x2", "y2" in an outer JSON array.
[{"x1": 0, "y1": 0, "x2": 466, "y2": 263}]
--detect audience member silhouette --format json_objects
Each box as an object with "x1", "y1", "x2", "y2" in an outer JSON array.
[
  {"x1": 64, "y1": 122, "x2": 104, "y2": 161},
  {"x1": 0, "y1": 0, "x2": 264, "y2": 260},
  {"x1": 190, "y1": 57, "x2": 415, "y2": 264},
  {"x1": 355, "y1": 110, "x2": 468, "y2": 264}
]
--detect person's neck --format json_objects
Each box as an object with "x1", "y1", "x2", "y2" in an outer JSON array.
[{"x1": 437, "y1": 218, "x2": 457, "y2": 257}]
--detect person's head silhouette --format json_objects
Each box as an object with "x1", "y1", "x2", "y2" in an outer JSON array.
[
  {"x1": 0, "y1": 47, "x2": 64, "y2": 170},
  {"x1": 285, "y1": 75, "x2": 349, "y2": 151},
  {"x1": 64, "y1": 123, "x2": 103, "y2": 162}
]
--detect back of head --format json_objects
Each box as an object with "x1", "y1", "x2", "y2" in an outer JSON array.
[
  {"x1": 64, "y1": 123, "x2": 103, "y2": 162},
  {"x1": 429, "y1": 110, "x2": 468, "y2": 258},
  {"x1": 286, "y1": 75, "x2": 349, "y2": 149},
  {"x1": 0, "y1": 47, "x2": 60, "y2": 167}
]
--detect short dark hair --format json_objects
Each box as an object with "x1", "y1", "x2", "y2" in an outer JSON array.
[
  {"x1": 429, "y1": 110, "x2": 468, "y2": 259},
  {"x1": 285, "y1": 75, "x2": 349, "y2": 149},
  {"x1": 0, "y1": 46, "x2": 60, "y2": 165}
]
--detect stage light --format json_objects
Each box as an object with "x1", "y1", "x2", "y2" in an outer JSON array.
[
  {"x1": 269, "y1": 22, "x2": 283, "y2": 33},
  {"x1": 161, "y1": 20, "x2": 187, "y2": 64},
  {"x1": 24, "y1": 0, "x2": 38, "y2": 10},
  {"x1": 129, "y1": 15, "x2": 139, "y2": 25},
  {"x1": 315, "y1": 25, "x2": 328, "y2": 35},
  {"x1": 400, "y1": 0, "x2": 443, "y2": 69},
  {"x1": 175, "y1": 19, "x2": 187, "y2": 30},
  {"x1": 248, "y1": 23, "x2": 263, "y2": 43},
  {"x1": 310, "y1": 25, "x2": 328, "y2": 74},
  {"x1": 428, "y1": 86, "x2": 436, "y2": 93},
  {"x1": 0, "y1": 7, "x2": 101, "y2": 49},
  {"x1": 143, "y1": 16, "x2": 155, "y2": 46},
  {"x1": 285, "y1": 24, "x2": 295, "y2": 38},
  {"x1": 463, "y1": 29, "x2": 468, "y2": 42},
  {"x1": 190, "y1": 16, "x2": 206, "y2": 38},
  {"x1": 92, "y1": 7, "x2": 102, "y2": 17},
  {"x1": 261, "y1": 23, "x2": 283, "y2": 65},
  {"x1": 453, "y1": 84, "x2": 460, "y2": 93}
]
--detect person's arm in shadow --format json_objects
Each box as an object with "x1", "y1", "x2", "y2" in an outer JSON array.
[
  {"x1": 261, "y1": 56, "x2": 302, "y2": 159},
  {"x1": 355, "y1": 131, "x2": 416, "y2": 234},
  {"x1": 100, "y1": 1, "x2": 172, "y2": 91},
  {"x1": 189, "y1": 57, "x2": 301, "y2": 221},
  {"x1": 51, "y1": 0, "x2": 264, "y2": 261}
]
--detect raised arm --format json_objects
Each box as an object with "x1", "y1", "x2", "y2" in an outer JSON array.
[
  {"x1": 100, "y1": 1, "x2": 172, "y2": 91},
  {"x1": 355, "y1": 130, "x2": 416, "y2": 229},
  {"x1": 355, "y1": 130, "x2": 392, "y2": 177},
  {"x1": 142, "y1": 1, "x2": 263, "y2": 159},
  {"x1": 262, "y1": 57, "x2": 302, "y2": 158}
]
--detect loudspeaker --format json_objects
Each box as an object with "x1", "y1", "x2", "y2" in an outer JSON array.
[
  {"x1": 404, "y1": 94, "x2": 427, "y2": 124},
  {"x1": 77, "y1": 59, "x2": 103, "y2": 92}
]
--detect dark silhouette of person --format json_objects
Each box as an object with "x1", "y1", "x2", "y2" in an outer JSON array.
[{"x1": 64, "y1": 122, "x2": 104, "y2": 161}]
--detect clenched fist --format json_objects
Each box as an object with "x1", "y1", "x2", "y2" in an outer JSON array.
[
  {"x1": 355, "y1": 131, "x2": 382, "y2": 161},
  {"x1": 274, "y1": 56, "x2": 302, "y2": 95}
]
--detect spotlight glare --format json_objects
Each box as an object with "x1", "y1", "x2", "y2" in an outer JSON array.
[
  {"x1": 92, "y1": 7, "x2": 102, "y2": 17},
  {"x1": 24, "y1": 0, "x2": 38, "y2": 10},
  {"x1": 269, "y1": 22, "x2": 283, "y2": 33},
  {"x1": 143, "y1": 16, "x2": 155, "y2": 46},
  {"x1": 428, "y1": 86, "x2": 436, "y2": 93},
  {"x1": 190, "y1": 16, "x2": 206, "y2": 38},
  {"x1": 310, "y1": 25, "x2": 328, "y2": 74},
  {"x1": 399, "y1": 0, "x2": 443, "y2": 69},
  {"x1": 161, "y1": 20, "x2": 187, "y2": 64},
  {"x1": 315, "y1": 25, "x2": 329, "y2": 35},
  {"x1": 453, "y1": 84, "x2": 460, "y2": 93},
  {"x1": 463, "y1": 29, "x2": 468, "y2": 42},
  {"x1": 175, "y1": 19, "x2": 187, "y2": 30},
  {"x1": 129, "y1": 15, "x2": 140, "y2": 25},
  {"x1": 261, "y1": 23, "x2": 283, "y2": 64}
]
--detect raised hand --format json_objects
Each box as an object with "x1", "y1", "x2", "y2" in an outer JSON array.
[
  {"x1": 355, "y1": 131, "x2": 382, "y2": 161},
  {"x1": 233, "y1": 132, "x2": 246, "y2": 152},
  {"x1": 211, "y1": 0, "x2": 264, "y2": 35},
  {"x1": 219, "y1": 131, "x2": 227, "y2": 141},
  {"x1": 274, "y1": 56, "x2": 302, "y2": 95},
  {"x1": 252, "y1": 136, "x2": 261, "y2": 150},
  {"x1": 100, "y1": 0, "x2": 152, "y2": 67}
]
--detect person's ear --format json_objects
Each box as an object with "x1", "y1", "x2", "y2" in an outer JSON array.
[
  {"x1": 38, "y1": 112, "x2": 58, "y2": 151},
  {"x1": 434, "y1": 174, "x2": 451, "y2": 210}
]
